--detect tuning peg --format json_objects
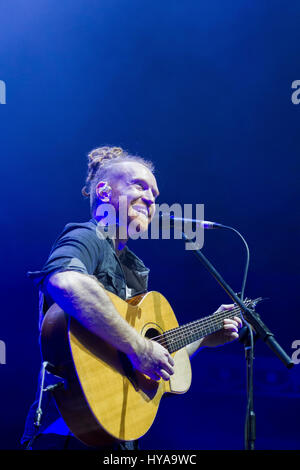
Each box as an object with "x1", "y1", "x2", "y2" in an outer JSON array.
[{"x1": 252, "y1": 297, "x2": 268, "y2": 306}]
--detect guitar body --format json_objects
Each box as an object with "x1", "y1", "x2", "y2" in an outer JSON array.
[{"x1": 41, "y1": 291, "x2": 192, "y2": 447}]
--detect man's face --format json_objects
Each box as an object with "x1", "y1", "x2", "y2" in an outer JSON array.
[{"x1": 98, "y1": 161, "x2": 159, "y2": 236}]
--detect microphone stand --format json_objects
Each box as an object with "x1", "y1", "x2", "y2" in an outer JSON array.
[
  {"x1": 180, "y1": 232, "x2": 294, "y2": 450},
  {"x1": 240, "y1": 325, "x2": 256, "y2": 449},
  {"x1": 25, "y1": 362, "x2": 65, "y2": 450}
]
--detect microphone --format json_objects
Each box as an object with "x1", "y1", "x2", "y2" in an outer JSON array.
[{"x1": 158, "y1": 213, "x2": 225, "y2": 229}]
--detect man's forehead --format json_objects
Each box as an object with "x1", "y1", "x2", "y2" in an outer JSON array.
[{"x1": 110, "y1": 160, "x2": 157, "y2": 186}]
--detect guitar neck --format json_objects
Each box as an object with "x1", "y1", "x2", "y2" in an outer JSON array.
[{"x1": 160, "y1": 303, "x2": 247, "y2": 354}]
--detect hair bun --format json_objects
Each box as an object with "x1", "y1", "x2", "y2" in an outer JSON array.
[
  {"x1": 88, "y1": 146, "x2": 126, "y2": 166},
  {"x1": 82, "y1": 146, "x2": 127, "y2": 198}
]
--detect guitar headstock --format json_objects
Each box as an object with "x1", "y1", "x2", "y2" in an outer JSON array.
[{"x1": 243, "y1": 297, "x2": 265, "y2": 309}]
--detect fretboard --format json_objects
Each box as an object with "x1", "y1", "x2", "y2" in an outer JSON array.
[{"x1": 158, "y1": 300, "x2": 255, "y2": 354}]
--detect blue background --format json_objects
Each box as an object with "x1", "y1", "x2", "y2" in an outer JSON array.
[{"x1": 0, "y1": 0, "x2": 299, "y2": 449}]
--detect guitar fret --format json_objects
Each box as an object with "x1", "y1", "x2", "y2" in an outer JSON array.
[{"x1": 160, "y1": 302, "x2": 252, "y2": 354}]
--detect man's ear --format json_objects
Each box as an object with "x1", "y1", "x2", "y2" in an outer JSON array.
[{"x1": 95, "y1": 181, "x2": 112, "y2": 203}]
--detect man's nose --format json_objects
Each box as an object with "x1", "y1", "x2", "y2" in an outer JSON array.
[{"x1": 142, "y1": 188, "x2": 155, "y2": 206}]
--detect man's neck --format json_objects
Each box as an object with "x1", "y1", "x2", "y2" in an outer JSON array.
[{"x1": 93, "y1": 215, "x2": 128, "y2": 253}]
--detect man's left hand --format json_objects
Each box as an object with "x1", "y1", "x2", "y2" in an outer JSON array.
[{"x1": 200, "y1": 304, "x2": 243, "y2": 348}]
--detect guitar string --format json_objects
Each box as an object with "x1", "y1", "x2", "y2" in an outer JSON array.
[
  {"x1": 162, "y1": 298, "x2": 258, "y2": 342},
  {"x1": 157, "y1": 304, "x2": 244, "y2": 342},
  {"x1": 149, "y1": 302, "x2": 254, "y2": 351},
  {"x1": 155, "y1": 313, "x2": 239, "y2": 351},
  {"x1": 145, "y1": 298, "x2": 259, "y2": 349},
  {"x1": 165, "y1": 305, "x2": 244, "y2": 344},
  {"x1": 155, "y1": 311, "x2": 240, "y2": 352}
]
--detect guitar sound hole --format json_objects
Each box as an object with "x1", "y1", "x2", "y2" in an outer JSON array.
[{"x1": 145, "y1": 328, "x2": 161, "y2": 341}]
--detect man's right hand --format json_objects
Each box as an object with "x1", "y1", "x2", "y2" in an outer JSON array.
[
  {"x1": 128, "y1": 338, "x2": 175, "y2": 382},
  {"x1": 46, "y1": 272, "x2": 174, "y2": 381}
]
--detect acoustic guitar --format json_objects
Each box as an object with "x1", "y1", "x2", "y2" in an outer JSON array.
[{"x1": 41, "y1": 290, "x2": 260, "y2": 447}]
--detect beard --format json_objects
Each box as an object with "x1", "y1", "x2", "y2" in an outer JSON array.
[{"x1": 127, "y1": 205, "x2": 151, "y2": 238}]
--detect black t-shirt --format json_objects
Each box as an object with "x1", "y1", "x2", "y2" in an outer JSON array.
[{"x1": 21, "y1": 218, "x2": 149, "y2": 445}]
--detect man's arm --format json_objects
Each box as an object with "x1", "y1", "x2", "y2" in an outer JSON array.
[
  {"x1": 45, "y1": 270, "x2": 174, "y2": 381},
  {"x1": 186, "y1": 339, "x2": 205, "y2": 358}
]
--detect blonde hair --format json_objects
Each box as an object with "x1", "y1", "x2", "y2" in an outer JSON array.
[{"x1": 81, "y1": 146, "x2": 154, "y2": 213}]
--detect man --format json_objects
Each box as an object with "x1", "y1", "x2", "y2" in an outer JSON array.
[{"x1": 21, "y1": 146, "x2": 241, "y2": 450}]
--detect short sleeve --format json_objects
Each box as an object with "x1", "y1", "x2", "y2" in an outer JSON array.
[{"x1": 27, "y1": 223, "x2": 103, "y2": 290}]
